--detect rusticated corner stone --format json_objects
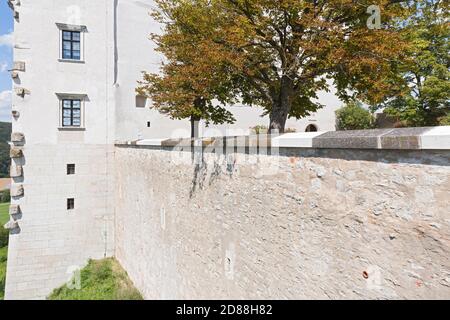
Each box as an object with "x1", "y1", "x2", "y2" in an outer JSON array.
[
  {"x1": 10, "y1": 147, "x2": 23, "y2": 158},
  {"x1": 11, "y1": 132, "x2": 25, "y2": 143},
  {"x1": 10, "y1": 164, "x2": 23, "y2": 178},
  {"x1": 13, "y1": 61, "x2": 26, "y2": 72},
  {"x1": 9, "y1": 204, "x2": 21, "y2": 216},
  {"x1": 4, "y1": 220, "x2": 19, "y2": 230},
  {"x1": 10, "y1": 184, "x2": 24, "y2": 197},
  {"x1": 14, "y1": 87, "x2": 30, "y2": 97}
]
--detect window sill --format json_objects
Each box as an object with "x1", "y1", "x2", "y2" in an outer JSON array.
[
  {"x1": 58, "y1": 59, "x2": 85, "y2": 64},
  {"x1": 58, "y1": 127, "x2": 86, "y2": 131}
]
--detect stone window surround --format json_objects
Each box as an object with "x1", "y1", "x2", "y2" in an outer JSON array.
[
  {"x1": 56, "y1": 93, "x2": 88, "y2": 131},
  {"x1": 56, "y1": 23, "x2": 87, "y2": 63}
]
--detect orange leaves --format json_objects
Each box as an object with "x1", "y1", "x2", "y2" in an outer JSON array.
[{"x1": 137, "y1": 1, "x2": 242, "y2": 123}]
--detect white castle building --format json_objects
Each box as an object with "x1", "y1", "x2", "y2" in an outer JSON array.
[{"x1": 6, "y1": 0, "x2": 341, "y2": 299}]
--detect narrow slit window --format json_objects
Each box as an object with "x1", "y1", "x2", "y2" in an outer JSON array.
[
  {"x1": 67, "y1": 198, "x2": 75, "y2": 210},
  {"x1": 62, "y1": 30, "x2": 81, "y2": 60},
  {"x1": 62, "y1": 99, "x2": 81, "y2": 127},
  {"x1": 67, "y1": 164, "x2": 75, "y2": 175}
]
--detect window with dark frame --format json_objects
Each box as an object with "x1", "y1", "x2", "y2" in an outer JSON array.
[
  {"x1": 62, "y1": 30, "x2": 81, "y2": 60},
  {"x1": 67, "y1": 164, "x2": 75, "y2": 175},
  {"x1": 67, "y1": 198, "x2": 75, "y2": 210},
  {"x1": 62, "y1": 99, "x2": 81, "y2": 127}
]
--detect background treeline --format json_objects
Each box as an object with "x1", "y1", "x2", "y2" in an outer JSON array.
[{"x1": 0, "y1": 122, "x2": 11, "y2": 179}]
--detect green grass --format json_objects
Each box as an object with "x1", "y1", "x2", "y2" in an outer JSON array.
[
  {"x1": 0, "y1": 202, "x2": 8, "y2": 300},
  {"x1": 0, "y1": 202, "x2": 9, "y2": 225},
  {"x1": 0, "y1": 246, "x2": 7, "y2": 300},
  {"x1": 48, "y1": 258, "x2": 143, "y2": 300}
]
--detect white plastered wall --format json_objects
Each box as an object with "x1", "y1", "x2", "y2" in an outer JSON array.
[{"x1": 6, "y1": 0, "x2": 115, "y2": 299}]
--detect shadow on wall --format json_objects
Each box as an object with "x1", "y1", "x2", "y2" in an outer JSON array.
[
  {"x1": 154, "y1": 144, "x2": 450, "y2": 168},
  {"x1": 279, "y1": 148, "x2": 450, "y2": 167},
  {"x1": 190, "y1": 154, "x2": 237, "y2": 198}
]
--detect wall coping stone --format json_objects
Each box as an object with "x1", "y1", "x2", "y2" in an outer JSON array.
[{"x1": 115, "y1": 126, "x2": 450, "y2": 150}]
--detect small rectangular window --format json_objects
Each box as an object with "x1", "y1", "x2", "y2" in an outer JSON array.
[
  {"x1": 62, "y1": 30, "x2": 81, "y2": 60},
  {"x1": 136, "y1": 95, "x2": 147, "y2": 108},
  {"x1": 62, "y1": 99, "x2": 81, "y2": 127},
  {"x1": 67, "y1": 164, "x2": 75, "y2": 175},
  {"x1": 67, "y1": 198, "x2": 75, "y2": 210}
]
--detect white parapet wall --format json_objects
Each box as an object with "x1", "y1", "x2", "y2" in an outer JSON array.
[{"x1": 114, "y1": 128, "x2": 450, "y2": 299}]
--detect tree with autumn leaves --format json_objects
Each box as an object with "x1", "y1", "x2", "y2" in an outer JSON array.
[
  {"x1": 137, "y1": 0, "x2": 419, "y2": 133},
  {"x1": 137, "y1": 0, "x2": 242, "y2": 136}
]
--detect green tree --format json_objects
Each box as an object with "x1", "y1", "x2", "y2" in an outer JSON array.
[
  {"x1": 0, "y1": 190, "x2": 10, "y2": 204},
  {"x1": 336, "y1": 102, "x2": 375, "y2": 130},
  {"x1": 140, "y1": 0, "x2": 410, "y2": 133},
  {"x1": 382, "y1": 0, "x2": 450, "y2": 126},
  {"x1": 0, "y1": 122, "x2": 12, "y2": 178},
  {"x1": 439, "y1": 113, "x2": 450, "y2": 125}
]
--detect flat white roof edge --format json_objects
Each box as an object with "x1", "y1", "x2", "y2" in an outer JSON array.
[{"x1": 116, "y1": 126, "x2": 450, "y2": 150}]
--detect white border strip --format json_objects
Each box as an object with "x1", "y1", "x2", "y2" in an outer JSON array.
[
  {"x1": 272, "y1": 132, "x2": 325, "y2": 148},
  {"x1": 135, "y1": 139, "x2": 165, "y2": 146},
  {"x1": 420, "y1": 126, "x2": 450, "y2": 150},
  {"x1": 118, "y1": 126, "x2": 450, "y2": 150}
]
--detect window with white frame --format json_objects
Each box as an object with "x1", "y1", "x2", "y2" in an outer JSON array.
[
  {"x1": 56, "y1": 93, "x2": 87, "y2": 129},
  {"x1": 56, "y1": 23, "x2": 87, "y2": 62},
  {"x1": 62, "y1": 99, "x2": 81, "y2": 127},
  {"x1": 62, "y1": 30, "x2": 81, "y2": 60}
]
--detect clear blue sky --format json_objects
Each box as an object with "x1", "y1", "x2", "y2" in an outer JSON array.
[{"x1": 0, "y1": 1, "x2": 13, "y2": 122}]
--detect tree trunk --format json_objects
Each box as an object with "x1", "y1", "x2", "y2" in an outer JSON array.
[
  {"x1": 190, "y1": 115, "x2": 200, "y2": 138},
  {"x1": 190, "y1": 97, "x2": 205, "y2": 138},
  {"x1": 269, "y1": 76, "x2": 294, "y2": 133},
  {"x1": 269, "y1": 103, "x2": 289, "y2": 133}
]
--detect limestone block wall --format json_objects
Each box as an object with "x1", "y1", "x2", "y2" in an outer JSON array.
[{"x1": 114, "y1": 132, "x2": 450, "y2": 299}]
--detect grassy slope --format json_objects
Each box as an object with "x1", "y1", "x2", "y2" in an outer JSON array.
[
  {"x1": 0, "y1": 122, "x2": 11, "y2": 178},
  {"x1": 0, "y1": 203, "x2": 9, "y2": 300},
  {"x1": 0, "y1": 246, "x2": 6, "y2": 300},
  {"x1": 0, "y1": 203, "x2": 9, "y2": 225},
  {"x1": 48, "y1": 258, "x2": 143, "y2": 300},
  {"x1": 0, "y1": 122, "x2": 11, "y2": 299}
]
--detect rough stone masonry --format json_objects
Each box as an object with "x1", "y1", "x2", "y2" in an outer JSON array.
[{"x1": 114, "y1": 129, "x2": 450, "y2": 300}]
